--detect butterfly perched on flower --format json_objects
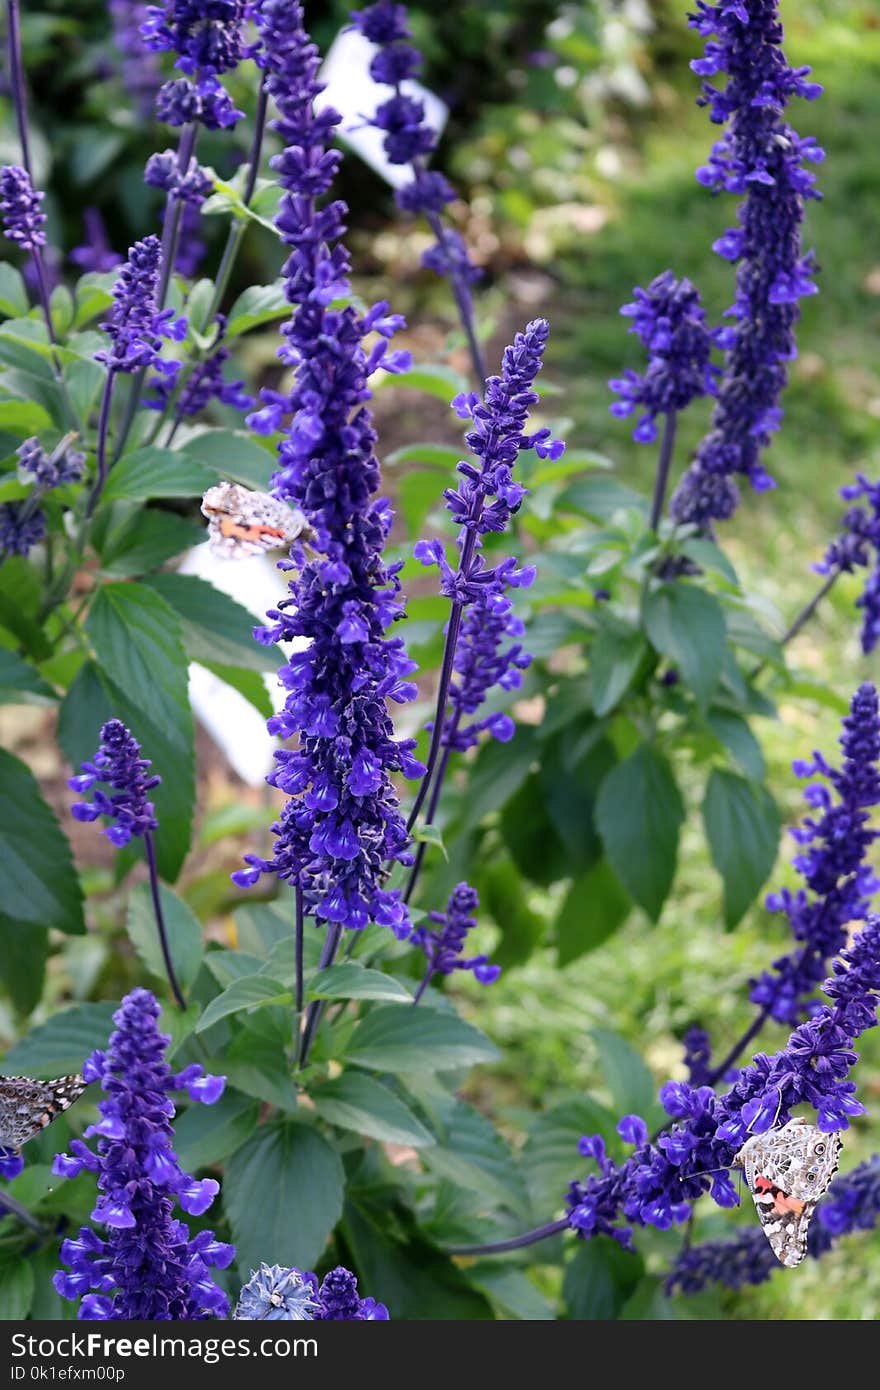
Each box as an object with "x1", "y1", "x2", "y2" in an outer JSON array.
[
  {"x1": 200, "y1": 482, "x2": 315, "y2": 559},
  {"x1": 0, "y1": 1074, "x2": 88, "y2": 1154},
  {"x1": 734, "y1": 1117, "x2": 842, "y2": 1267}
]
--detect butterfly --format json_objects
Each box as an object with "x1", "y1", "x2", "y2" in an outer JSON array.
[
  {"x1": 200, "y1": 482, "x2": 315, "y2": 559},
  {"x1": 733, "y1": 1116, "x2": 842, "y2": 1267},
  {"x1": 0, "y1": 1074, "x2": 88, "y2": 1154}
]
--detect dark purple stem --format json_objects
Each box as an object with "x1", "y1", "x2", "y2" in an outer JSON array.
[
  {"x1": 423, "y1": 206, "x2": 487, "y2": 388},
  {"x1": 297, "y1": 922, "x2": 342, "y2": 1070},
  {"x1": 86, "y1": 369, "x2": 117, "y2": 517},
  {"x1": 444, "y1": 1217, "x2": 569, "y2": 1256},
  {"x1": 403, "y1": 729, "x2": 456, "y2": 905},
  {"x1": 412, "y1": 964, "x2": 434, "y2": 1005},
  {"x1": 157, "y1": 123, "x2": 199, "y2": 309},
  {"x1": 750, "y1": 566, "x2": 841, "y2": 680},
  {"x1": 649, "y1": 411, "x2": 678, "y2": 532},
  {"x1": 705, "y1": 1007, "x2": 770, "y2": 1088},
  {"x1": 144, "y1": 830, "x2": 186, "y2": 1011},
  {"x1": 6, "y1": 0, "x2": 32, "y2": 177}
]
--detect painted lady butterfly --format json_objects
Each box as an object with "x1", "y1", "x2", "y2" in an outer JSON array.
[
  {"x1": 734, "y1": 1116, "x2": 842, "y2": 1267},
  {"x1": 200, "y1": 482, "x2": 315, "y2": 559},
  {"x1": 0, "y1": 1074, "x2": 88, "y2": 1154}
]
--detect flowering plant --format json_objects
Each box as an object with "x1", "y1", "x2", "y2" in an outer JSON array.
[{"x1": 0, "y1": 0, "x2": 877, "y2": 1324}]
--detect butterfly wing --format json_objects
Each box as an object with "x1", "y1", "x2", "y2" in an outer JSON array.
[
  {"x1": 0, "y1": 1074, "x2": 87, "y2": 1152},
  {"x1": 736, "y1": 1119, "x2": 842, "y2": 1268},
  {"x1": 201, "y1": 483, "x2": 314, "y2": 558}
]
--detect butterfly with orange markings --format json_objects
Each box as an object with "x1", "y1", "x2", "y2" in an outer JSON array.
[
  {"x1": 734, "y1": 1117, "x2": 842, "y2": 1267},
  {"x1": 200, "y1": 482, "x2": 316, "y2": 559},
  {"x1": 0, "y1": 1075, "x2": 88, "y2": 1155}
]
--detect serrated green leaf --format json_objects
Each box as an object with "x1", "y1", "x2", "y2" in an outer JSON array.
[
  {"x1": 226, "y1": 282, "x2": 289, "y2": 337},
  {"x1": 311, "y1": 1072, "x2": 433, "y2": 1147},
  {"x1": 226, "y1": 1121, "x2": 345, "y2": 1271},
  {"x1": 196, "y1": 974, "x2": 292, "y2": 1032},
  {"x1": 0, "y1": 264, "x2": 29, "y2": 318},
  {"x1": 0, "y1": 1258, "x2": 34, "y2": 1320},
  {"x1": 307, "y1": 963, "x2": 413, "y2": 1003},
  {"x1": 523, "y1": 1097, "x2": 622, "y2": 1212},
  {"x1": 643, "y1": 583, "x2": 725, "y2": 708},
  {"x1": 555, "y1": 859, "x2": 630, "y2": 966},
  {"x1": 0, "y1": 1001, "x2": 117, "y2": 1074},
  {"x1": 591, "y1": 624, "x2": 648, "y2": 716},
  {"x1": 595, "y1": 744, "x2": 684, "y2": 921},
  {"x1": 706, "y1": 708, "x2": 766, "y2": 782},
  {"x1": 97, "y1": 508, "x2": 203, "y2": 577},
  {"x1": 703, "y1": 769, "x2": 780, "y2": 928},
  {"x1": 0, "y1": 749, "x2": 84, "y2": 935},
  {"x1": 126, "y1": 881, "x2": 204, "y2": 993},
  {"x1": 0, "y1": 648, "x2": 56, "y2": 705},
  {"x1": 563, "y1": 1237, "x2": 644, "y2": 1320},
  {"x1": 424, "y1": 1100, "x2": 527, "y2": 1208},
  {"x1": 182, "y1": 429, "x2": 276, "y2": 490},
  {"x1": 174, "y1": 1092, "x2": 260, "y2": 1171},
  {"x1": 101, "y1": 446, "x2": 218, "y2": 504},
  {"x1": 343, "y1": 1005, "x2": 498, "y2": 1072},
  {"x1": 144, "y1": 572, "x2": 276, "y2": 673},
  {"x1": 592, "y1": 1027, "x2": 659, "y2": 1120}
]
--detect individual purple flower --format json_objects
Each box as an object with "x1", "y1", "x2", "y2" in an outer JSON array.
[
  {"x1": 17, "y1": 436, "x2": 86, "y2": 489},
  {"x1": 0, "y1": 165, "x2": 46, "y2": 252},
  {"x1": 69, "y1": 719, "x2": 160, "y2": 849},
  {"x1": 232, "y1": 0, "x2": 422, "y2": 939},
  {"x1": 667, "y1": 1154, "x2": 880, "y2": 1293},
  {"x1": 109, "y1": 0, "x2": 163, "y2": 119},
  {"x1": 144, "y1": 151, "x2": 214, "y2": 206},
  {"x1": 143, "y1": 0, "x2": 249, "y2": 129},
  {"x1": 440, "y1": 587, "x2": 533, "y2": 754},
  {"x1": 0, "y1": 1152, "x2": 24, "y2": 1182},
  {"x1": 0, "y1": 504, "x2": 46, "y2": 557},
  {"x1": 817, "y1": 475, "x2": 880, "y2": 654},
  {"x1": 670, "y1": 0, "x2": 824, "y2": 524},
  {"x1": 609, "y1": 271, "x2": 722, "y2": 444},
  {"x1": 53, "y1": 988, "x2": 232, "y2": 1320},
  {"x1": 69, "y1": 209, "x2": 123, "y2": 274},
  {"x1": 410, "y1": 882, "x2": 500, "y2": 1002},
  {"x1": 234, "y1": 1264, "x2": 318, "y2": 1320},
  {"x1": 750, "y1": 682, "x2": 880, "y2": 1025},
  {"x1": 95, "y1": 235, "x2": 186, "y2": 375},
  {"x1": 148, "y1": 314, "x2": 252, "y2": 416}
]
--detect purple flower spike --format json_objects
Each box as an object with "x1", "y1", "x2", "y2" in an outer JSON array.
[
  {"x1": 0, "y1": 165, "x2": 47, "y2": 252},
  {"x1": 0, "y1": 504, "x2": 46, "y2": 558},
  {"x1": 96, "y1": 236, "x2": 186, "y2": 375},
  {"x1": 609, "y1": 271, "x2": 721, "y2": 444},
  {"x1": 751, "y1": 682, "x2": 880, "y2": 1024},
  {"x1": 142, "y1": 0, "x2": 249, "y2": 129},
  {"x1": 53, "y1": 988, "x2": 232, "y2": 1320},
  {"x1": 671, "y1": 0, "x2": 824, "y2": 524},
  {"x1": 231, "y1": 1, "x2": 422, "y2": 937},
  {"x1": 818, "y1": 475, "x2": 880, "y2": 654},
  {"x1": 69, "y1": 720, "x2": 160, "y2": 848},
  {"x1": 410, "y1": 882, "x2": 500, "y2": 998}
]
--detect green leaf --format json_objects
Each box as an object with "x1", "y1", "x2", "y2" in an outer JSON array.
[
  {"x1": 311, "y1": 1072, "x2": 433, "y2": 1147},
  {"x1": 523, "y1": 1098, "x2": 621, "y2": 1213},
  {"x1": 196, "y1": 975, "x2": 292, "y2": 1032},
  {"x1": 411, "y1": 822, "x2": 447, "y2": 860},
  {"x1": 0, "y1": 915, "x2": 47, "y2": 1015},
  {"x1": 0, "y1": 1001, "x2": 117, "y2": 1074},
  {"x1": 460, "y1": 724, "x2": 539, "y2": 831},
  {"x1": 0, "y1": 264, "x2": 29, "y2": 318},
  {"x1": 144, "y1": 572, "x2": 276, "y2": 673},
  {"x1": 126, "y1": 882, "x2": 204, "y2": 992},
  {"x1": 174, "y1": 1092, "x2": 260, "y2": 1171},
  {"x1": 0, "y1": 748, "x2": 85, "y2": 935},
  {"x1": 643, "y1": 583, "x2": 725, "y2": 708},
  {"x1": 706, "y1": 708, "x2": 766, "y2": 782},
  {"x1": 101, "y1": 446, "x2": 218, "y2": 504},
  {"x1": 0, "y1": 648, "x2": 56, "y2": 705},
  {"x1": 595, "y1": 744, "x2": 684, "y2": 921},
  {"x1": 226, "y1": 282, "x2": 289, "y2": 337},
  {"x1": 72, "y1": 271, "x2": 117, "y2": 329},
  {"x1": 555, "y1": 859, "x2": 630, "y2": 966},
  {"x1": 307, "y1": 963, "x2": 413, "y2": 1004},
  {"x1": 64, "y1": 357, "x2": 104, "y2": 422},
  {"x1": 98, "y1": 508, "x2": 203, "y2": 578},
  {"x1": 374, "y1": 361, "x2": 467, "y2": 401},
  {"x1": 424, "y1": 1101, "x2": 527, "y2": 1208},
  {"x1": 202, "y1": 661, "x2": 273, "y2": 719},
  {"x1": 501, "y1": 775, "x2": 570, "y2": 887},
  {"x1": 0, "y1": 1258, "x2": 35, "y2": 1320},
  {"x1": 226, "y1": 1120, "x2": 345, "y2": 1272},
  {"x1": 182, "y1": 429, "x2": 276, "y2": 490},
  {"x1": 563, "y1": 1238, "x2": 644, "y2": 1320},
  {"x1": 558, "y1": 475, "x2": 648, "y2": 520},
  {"x1": 223, "y1": 1017, "x2": 298, "y2": 1111},
  {"x1": 467, "y1": 1265, "x2": 556, "y2": 1321},
  {"x1": 592, "y1": 1027, "x2": 659, "y2": 1120},
  {"x1": 343, "y1": 1004, "x2": 499, "y2": 1072},
  {"x1": 83, "y1": 584, "x2": 194, "y2": 880},
  {"x1": 0, "y1": 399, "x2": 53, "y2": 435},
  {"x1": 477, "y1": 854, "x2": 546, "y2": 969},
  {"x1": 591, "y1": 624, "x2": 649, "y2": 716},
  {"x1": 703, "y1": 769, "x2": 780, "y2": 929}
]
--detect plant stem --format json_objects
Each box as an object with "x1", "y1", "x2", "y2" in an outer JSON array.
[
  {"x1": 423, "y1": 207, "x2": 487, "y2": 388},
  {"x1": 444, "y1": 1216, "x2": 569, "y2": 1257},
  {"x1": 86, "y1": 369, "x2": 117, "y2": 518},
  {"x1": 0, "y1": 1189, "x2": 43, "y2": 1237},
  {"x1": 403, "y1": 735, "x2": 454, "y2": 905},
  {"x1": 297, "y1": 923, "x2": 342, "y2": 1070},
  {"x1": 6, "y1": 0, "x2": 32, "y2": 176},
  {"x1": 649, "y1": 412, "x2": 678, "y2": 532},
  {"x1": 293, "y1": 886, "x2": 305, "y2": 1065},
  {"x1": 144, "y1": 831, "x2": 186, "y2": 1011},
  {"x1": 412, "y1": 964, "x2": 434, "y2": 1005},
  {"x1": 750, "y1": 567, "x2": 841, "y2": 680}
]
